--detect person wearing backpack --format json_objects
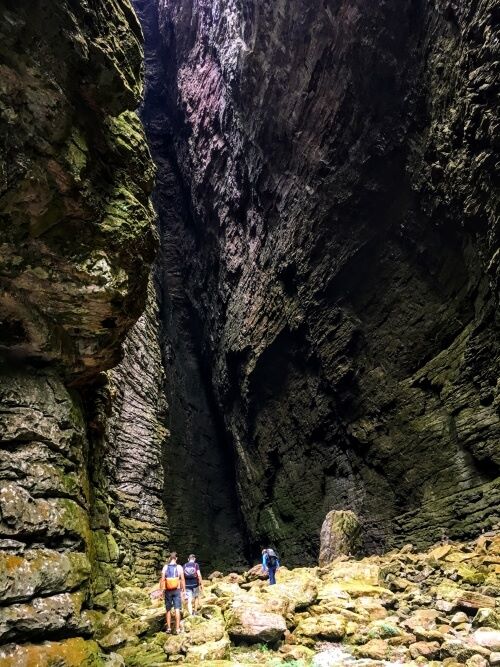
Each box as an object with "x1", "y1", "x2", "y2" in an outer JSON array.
[
  {"x1": 183, "y1": 554, "x2": 203, "y2": 615},
  {"x1": 262, "y1": 547, "x2": 280, "y2": 585},
  {"x1": 160, "y1": 552, "x2": 185, "y2": 634}
]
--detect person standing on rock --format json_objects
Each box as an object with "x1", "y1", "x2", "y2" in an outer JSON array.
[
  {"x1": 262, "y1": 547, "x2": 280, "y2": 585},
  {"x1": 160, "y1": 552, "x2": 185, "y2": 634},
  {"x1": 183, "y1": 554, "x2": 203, "y2": 616}
]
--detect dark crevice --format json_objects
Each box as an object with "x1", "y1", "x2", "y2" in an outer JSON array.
[{"x1": 133, "y1": 0, "x2": 249, "y2": 572}]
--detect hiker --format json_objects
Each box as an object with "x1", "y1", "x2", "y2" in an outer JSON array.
[
  {"x1": 262, "y1": 547, "x2": 280, "y2": 585},
  {"x1": 183, "y1": 553, "x2": 203, "y2": 616},
  {"x1": 160, "y1": 552, "x2": 185, "y2": 634}
]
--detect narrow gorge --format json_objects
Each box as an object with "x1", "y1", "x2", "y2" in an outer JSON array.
[{"x1": 0, "y1": 0, "x2": 498, "y2": 665}]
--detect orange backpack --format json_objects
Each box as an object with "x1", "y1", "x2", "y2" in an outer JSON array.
[{"x1": 161, "y1": 563, "x2": 179, "y2": 591}]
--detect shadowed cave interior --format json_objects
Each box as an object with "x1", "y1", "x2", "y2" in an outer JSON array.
[{"x1": 0, "y1": 0, "x2": 498, "y2": 663}]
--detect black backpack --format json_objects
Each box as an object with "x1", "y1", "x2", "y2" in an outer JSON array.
[{"x1": 184, "y1": 561, "x2": 198, "y2": 584}]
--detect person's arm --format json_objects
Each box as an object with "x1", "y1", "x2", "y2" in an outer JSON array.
[
  {"x1": 197, "y1": 565, "x2": 203, "y2": 590},
  {"x1": 178, "y1": 565, "x2": 186, "y2": 593},
  {"x1": 262, "y1": 554, "x2": 267, "y2": 572},
  {"x1": 276, "y1": 558, "x2": 280, "y2": 569}
]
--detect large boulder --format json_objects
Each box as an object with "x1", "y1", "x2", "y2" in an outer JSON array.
[
  {"x1": 472, "y1": 629, "x2": 500, "y2": 651},
  {"x1": 185, "y1": 636, "x2": 231, "y2": 662},
  {"x1": 225, "y1": 604, "x2": 287, "y2": 644},
  {"x1": 319, "y1": 511, "x2": 361, "y2": 565},
  {"x1": 293, "y1": 613, "x2": 347, "y2": 645}
]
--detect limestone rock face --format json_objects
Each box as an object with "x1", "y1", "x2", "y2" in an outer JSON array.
[
  {"x1": 0, "y1": 0, "x2": 159, "y2": 659},
  {"x1": 0, "y1": 372, "x2": 94, "y2": 647},
  {"x1": 103, "y1": 278, "x2": 169, "y2": 583},
  {"x1": 145, "y1": 0, "x2": 500, "y2": 562},
  {"x1": 0, "y1": 0, "x2": 156, "y2": 381},
  {"x1": 319, "y1": 510, "x2": 361, "y2": 565},
  {"x1": 132, "y1": 0, "x2": 248, "y2": 572}
]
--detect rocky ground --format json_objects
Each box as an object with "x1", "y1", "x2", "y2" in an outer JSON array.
[{"x1": 3, "y1": 533, "x2": 498, "y2": 666}]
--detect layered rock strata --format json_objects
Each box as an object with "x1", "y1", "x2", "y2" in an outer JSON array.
[
  {"x1": 133, "y1": 0, "x2": 248, "y2": 572},
  {"x1": 0, "y1": 0, "x2": 156, "y2": 381},
  {"x1": 148, "y1": 0, "x2": 500, "y2": 563},
  {"x1": 0, "y1": 0, "x2": 159, "y2": 659},
  {"x1": 104, "y1": 277, "x2": 169, "y2": 584}
]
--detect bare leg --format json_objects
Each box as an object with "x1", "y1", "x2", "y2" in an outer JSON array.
[
  {"x1": 187, "y1": 593, "x2": 193, "y2": 616},
  {"x1": 166, "y1": 609, "x2": 171, "y2": 631},
  {"x1": 175, "y1": 608, "x2": 181, "y2": 632}
]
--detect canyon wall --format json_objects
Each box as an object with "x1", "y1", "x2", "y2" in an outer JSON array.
[
  {"x1": 151, "y1": 0, "x2": 500, "y2": 564},
  {"x1": 0, "y1": 0, "x2": 160, "y2": 659},
  {"x1": 134, "y1": 0, "x2": 249, "y2": 572},
  {"x1": 0, "y1": 2, "x2": 499, "y2": 663}
]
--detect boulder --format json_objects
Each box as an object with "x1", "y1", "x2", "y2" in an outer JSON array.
[
  {"x1": 245, "y1": 564, "x2": 268, "y2": 581},
  {"x1": 279, "y1": 643, "x2": 315, "y2": 661},
  {"x1": 225, "y1": 605, "x2": 286, "y2": 643},
  {"x1": 403, "y1": 609, "x2": 440, "y2": 631},
  {"x1": 183, "y1": 615, "x2": 225, "y2": 645},
  {"x1": 409, "y1": 641, "x2": 441, "y2": 659},
  {"x1": 97, "y1": 624, "x2": 139, "y2": 650},
  {"x1": 163, "y1": 634, "x2": 188, "y2": 657},
  {"x1": 429, "y1": 545, "x2": 453, "y2": 560},
  {"x1": 472, "y1": 628, "x2": 500, "y2": 651},
  {"x1": 441, "y1": 639, "x2": 491, "y2": 661},
  {"x1": 261, "y1": 568, "x2": 318, "y2": 614},
  {"x1": 472, "y1": 608, "x2": 500, "y2": 629},
  {"x1": 185, "y1": 636, "x2": 230, "y2": 662},
  {"x1": 458, "y1": 592, "x2": 496, "y2": 610},
  {"x1": 353, "y1": 638, "x2": 390, "y2": 660},
  {"x1": 451, "y1": 611, "x2": 469, "y2": 626},
  {"x1": 465, "y1": 656, "x2": 489, "y2": 667},
  {"x1": 119, "y1": 639, "x2": 170, "y2": 666},
  {"x1": 293, "y1": 613, "x2": 347, "y2": 644},
  {"x1": 366, "y1": 620, "x2": 403, "y2": 639},
  {"x1": 319, "y1": 510, "x2": 360, "y2": 565}
]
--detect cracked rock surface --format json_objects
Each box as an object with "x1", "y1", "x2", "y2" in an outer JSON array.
[
  {"x1": 144, "y1": 0, "x2": 500, "y2": 563},
  {"x1": 0, "y1": 0, "x2": 159, "y2": 660}
]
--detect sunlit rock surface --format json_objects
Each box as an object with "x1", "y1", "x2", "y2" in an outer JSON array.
[{"x1": 4, "y1": 532, "x2": 492, "y2": 666}]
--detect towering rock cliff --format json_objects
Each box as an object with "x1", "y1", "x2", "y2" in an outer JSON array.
[
  {"x1": 0, "y1": 0, "x2": 499, "y2": 660},
  {"x1": 144, "y1": 0, "x2": 499, "y2": 564},
  {"x1": 0, "y1": 0, "x2": 159, "y2": 660}
]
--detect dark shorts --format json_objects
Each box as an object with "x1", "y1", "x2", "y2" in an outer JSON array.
[{"x1": 164, "y1": 589, "x2": 181, "y2": 611}]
